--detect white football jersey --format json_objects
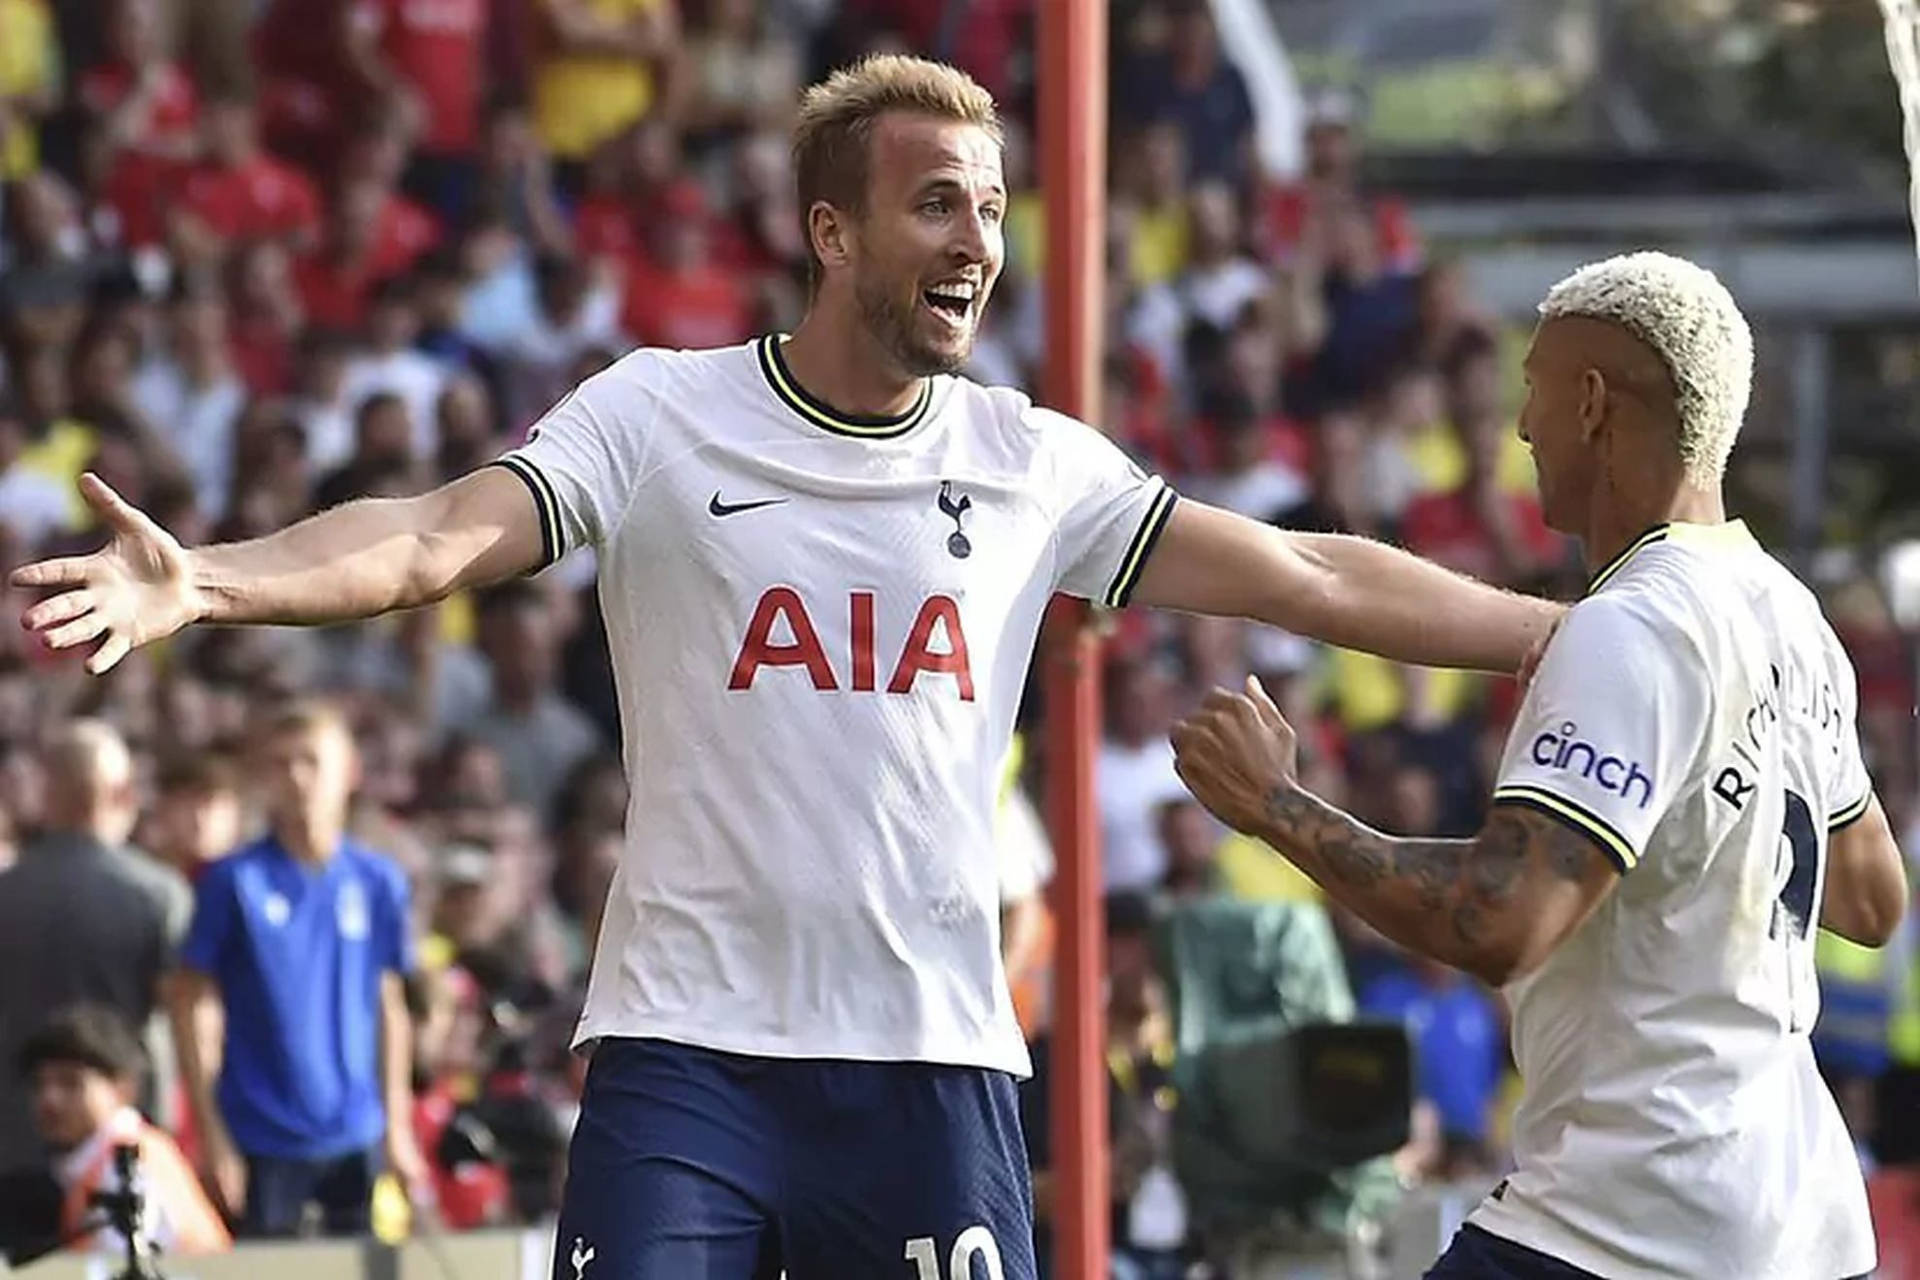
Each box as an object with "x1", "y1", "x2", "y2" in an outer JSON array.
[
  {"x1": 493, "y1": 337, "x2": 1175, "y2": 1076},
  {"x1": 1469, "y1": 520, "x2": 1876, "y2": 1279}
]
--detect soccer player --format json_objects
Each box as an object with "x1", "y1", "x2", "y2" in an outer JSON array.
[
  {"x1": 13, "y1": 56, "x2": 1556, "y2": 1280},
  {"x1": 1172, "y1": 251, "x2": 1909, "y2": 1280}
]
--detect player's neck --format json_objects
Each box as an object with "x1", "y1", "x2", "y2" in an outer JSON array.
[
  {"x1": 781, "y1": 313, "x2": 927, "y2": 420},
  {"x1": 1585, "y1": 486, "x2": 1726, "y2": 580}
]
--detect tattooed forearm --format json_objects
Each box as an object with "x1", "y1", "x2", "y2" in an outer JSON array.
[{"x1": 1261, "y1": 788, "x2": 1614, "y2": 982}]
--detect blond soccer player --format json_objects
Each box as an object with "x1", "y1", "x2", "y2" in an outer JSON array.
[
  {"x1": 1174, "y1": 252, "x2": 1907, "y2": 1280},
  {"x1": 15, "y1": 57, "x2": 1555, "y2": 1280}
]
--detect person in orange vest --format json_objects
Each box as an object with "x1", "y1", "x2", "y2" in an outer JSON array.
[{"x1": 21, "y1": 1004, "x2": 230, "y2": 1257}]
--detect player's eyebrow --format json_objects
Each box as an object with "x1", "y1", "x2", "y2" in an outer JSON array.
[{"x1": 916, "y1": 175, "x2": 1007, "y2": 203}]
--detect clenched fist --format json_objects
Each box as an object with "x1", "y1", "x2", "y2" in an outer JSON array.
[{"x1": 1169, "y1": 675, "x2": 1300, "y2": 835}]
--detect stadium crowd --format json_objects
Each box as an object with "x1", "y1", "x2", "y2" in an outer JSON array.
[{"x1": 0, "y1": 0, "x2": 1915, "y2": 1272}]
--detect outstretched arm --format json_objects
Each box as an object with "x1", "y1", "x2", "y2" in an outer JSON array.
[
  {"x1": 13, "y1": 467, "x2": 544, "y2": 672},
  {"x1": 1129, "y1": 500, "x2": 1562, "y2": 674},
  {"x1": 1171, "y1": 679, "x2": 1617, "y2": 987}
]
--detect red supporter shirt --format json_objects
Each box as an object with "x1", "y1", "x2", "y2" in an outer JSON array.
[
  {"x1": 372, "y1": 192, "x2": 441, "y2": 277},
  {"x1": 355, "y1": 0, "x2": 486, "y2": 153},
  {"x1": 1400, "y1": 488, "x2": 1561, "y2": 584},
  {"x1": 81, "y1": 61, "x2": 200, "y2": 248},
  {"x1": 575, "y1": 195, "x2": 639, "y2": 262},
  {"x1": 296, "y1": 253, "x2": 378, "y2": 331},
  {"x1": 1259, "y1": 185, "x2": 1421, "y2": 273},
  {"x1": 78, "y1": 61, "x2": 199, "y2": 145},
  {"x1": 181, "y1": 155, "x2": 322, "y2": 243},
  {"x1": 231, "y1": 318, "x2": 296, "y2": 395},
  {"x1": 622, "y1": 259, "x2": 753, "y2": 351}
]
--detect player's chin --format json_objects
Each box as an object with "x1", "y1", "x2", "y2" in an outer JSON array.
[{"x1": 903, "y1": 321, "x2": 974, "y2": 376}]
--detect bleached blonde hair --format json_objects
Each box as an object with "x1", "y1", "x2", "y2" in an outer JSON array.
[
  {"x1": 1538, "y1": 251, "x2": 1753, "y2": 487},
  {"x1": 791, "y1": 55, "x2": 1002, "y2": 285}
]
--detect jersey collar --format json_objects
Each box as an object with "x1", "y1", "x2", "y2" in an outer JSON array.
[
  {"x1": 1586, "y1": 519, "x2": 1753, "y2": 595},
  {"x1": 756, "y1": 334, "x2": 933, "y2": 439}
]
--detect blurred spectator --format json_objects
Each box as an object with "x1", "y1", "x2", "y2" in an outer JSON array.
[
  {"x1": 1097, "y1": 655, "x2": 1188, "y2": 893},
  {"x1": 288, "y1": 328, "x2": 359, "y2": 476},
  {"x1": 225, "y1": 240, "x2": 306, "y2": 397},
  {"x1": 178, "y1": 92, "x2": 322, "y2": 253},
  {"x1": 1184, "y1": 386, "x2": 1307, "y2": 524},
  {"x1": 316, "y1": 390, "x2": 420, "y2": 510},
  {"x1": 453, "y1": 581, "x2": 603, "y2": 819},
  {"x1": 1115, "y1": 0, "x2": 1252, "y2": 188},
  {"x1": 0, "y1": 720, "x2": 191, "y2": 1174},
  {"x1": 0, "y1": 396, "x2": 75, "y2": 547},
  {"x1": 342, "y1": 274, "x2": 448, "y2": 462},
  {"x1": 6, "y1": 1005, "x2": 230, "y2": 1259},
  {"x1": 296, "y1": 179, "x2": 394, "y2": 333},
  {"x1": 169, "y1": 701, "x2": 425, "y2": 1237},
  {"x1": 455, "y1": 210, "x2": 544, "y2": 355},
  {"x1": 530, "y1": 0, "x2": 678, "y2": 176},
  {"x1": 1176, "y1": 182, "x2": 1267, "y2": 336},
  {"x1": 1301, "y1": 203, "x2": 1421, "y2": 415},
  {"x1": 78, "y1": 0, "x2": 199, "y2": 250},
  {"x1": 436, "y1": 372, "x2": 501, "y2": 480},
  {"x1": 0, "y1": 0, "x2": 59, "y2": 183},
  {"x1": 1, "y1": 172, "x2": 96, "y2": 354},
  {"x1": 1117, "y1": 121, "x2": 1189, "y2": 290},
  {"x1": 129, "y1": 283, "x2": 246, "y2": 520},
  {"x1": 1024, "y1": 891, "x2": 1190, "y2": 1280},
  {"x1": 341, "y1": 0, "x2": 488, "y2": 219},
  {"x1": 143, "y1": 755, "x2": 244, "y2": 886},
  {"x1": 682, "y1": 0, "x2": 800, "y2": 153},
  {"x1": 1158, "y1": 797, "x2": 1221, "y2": 899},
  {"x1": 621, "y1": 177, "x2": 754, "y2": 350},
  {"x1": 471, "y1": 98, "x2": 571, "y2": 257},
  {"x1": 1257, "y1": 89, "x2": 1420, "y2": 276},
  {"x1": 500, "y1": 252, "x2": 623, "y2": 430},
  {"x1": 1360, "y1": 950, "x2": 1503, "y2": 1183}
]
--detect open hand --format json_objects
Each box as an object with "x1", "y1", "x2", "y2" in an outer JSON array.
[
  {"x1": 1170, "y1": 675, "x2": 1300, "y2": 834},
  {"x1": 11, "y1": 473, "x2": 204, "y2": 673}
]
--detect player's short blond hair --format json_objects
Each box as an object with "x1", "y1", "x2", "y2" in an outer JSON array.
[
  {"x1": 1539, "y1": 251, "x2": 1753, "y2": 487},
  {"x1": 792, "y1": 54, "x2": 1002, "y2": 286}
]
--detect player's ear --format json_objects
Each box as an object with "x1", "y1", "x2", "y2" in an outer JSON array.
[
  {"x1": 1577, "y1": 366, "x2": 1607, "y2": 440},
  {"x1": 809, "y1": 200, "x2": 853, "y2": 273}
]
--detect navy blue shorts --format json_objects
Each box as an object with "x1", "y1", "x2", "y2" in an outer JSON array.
[
  {"x1": 1423, "y1": 1224, "x2": 1603, "y2": 1279},
  {"x1": 552, "y1": 1037, "x2": 1037, "y2": 1280}
]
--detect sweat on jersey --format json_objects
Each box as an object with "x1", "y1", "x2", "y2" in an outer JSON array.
[
  {"x1": 1470, "y1": 520, "x2": 1876, "y2": 1280},
  {"x1": 490, "y1": 336, "x2": 1177, "y2": 1077}
]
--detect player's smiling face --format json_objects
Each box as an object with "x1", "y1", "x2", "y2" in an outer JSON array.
[{"x1": 852, "y1": 113, "x2": 1006, "y2": 377}]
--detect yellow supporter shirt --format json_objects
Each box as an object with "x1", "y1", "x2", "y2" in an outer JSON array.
[
  {"x1": 0, "y1": 0, "x2": 57, "y2": 180},
  {"x1": 534, "y1": 0, "x2": 663, "y2": 160},
  {"x1": 1129, "y1": 203, "x2": 1188, "y2": 287},
  {"x1": 1214, "y1": 831, "x2": 1322, "y2": 904},
  {"x1": 19, "y1": 418, "x2": 97, "y2": 526}
]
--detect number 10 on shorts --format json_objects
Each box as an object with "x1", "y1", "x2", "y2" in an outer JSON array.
[{"x1": 906, "y1": 1227, "x2": 1005, "y2": 1280}]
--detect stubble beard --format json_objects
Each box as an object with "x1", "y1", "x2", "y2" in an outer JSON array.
[{"x1": 855, "y1": 273, "x2": 972, "y2": 378}]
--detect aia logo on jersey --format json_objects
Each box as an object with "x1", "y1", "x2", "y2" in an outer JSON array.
[
  {"x1": 1529, "y1": 722, "x2": 1654, "y2": 809},
  {"x1": 728, "y1": 588, "x2": 975, "y2": 700}
]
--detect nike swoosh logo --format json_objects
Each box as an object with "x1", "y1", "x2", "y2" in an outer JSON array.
[{"x1": 709, "y1": 491, "x2": 789, "y2": 518}]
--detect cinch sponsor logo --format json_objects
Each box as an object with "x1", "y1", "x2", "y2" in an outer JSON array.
[{"x1": 1529, "y1": 722, "x2": 1654, "y2": 809}]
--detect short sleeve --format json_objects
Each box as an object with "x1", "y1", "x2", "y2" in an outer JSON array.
[
  {"x1": 1491, "y1": 597, "x2": 1711, "y2": 874},
  {"x1": 177, "y1": 863, "x2": 236, "y2": 976},
  {"x1": 1827, "y1": 641, "x2": 1873, "y2": 831},
  {"x1": 489, "y1": 352, "x2": 659, "y2": 566},
  {"x1": 377, "y1": 861, "x2": 416, "y2": 977},
  {"x1": 1039, "y1": 407, "x2": 1178, "y2": 608}
]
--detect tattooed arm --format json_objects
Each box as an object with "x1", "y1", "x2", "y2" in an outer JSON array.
[
  {"x1": 1172, "y1": 677, "x2": 1619, "y2": 987},
  {"x1": 1259, "y1": 790, "x2": 1618, "y2": 987}
]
